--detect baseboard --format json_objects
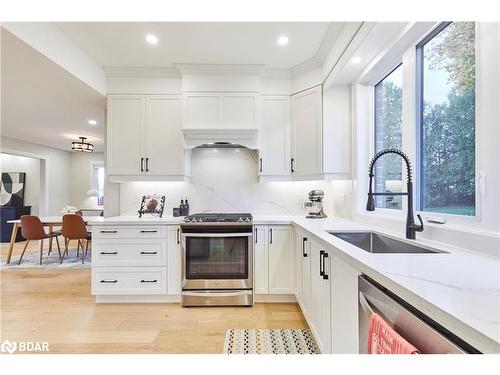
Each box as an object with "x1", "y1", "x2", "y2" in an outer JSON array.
[
  {"x1": 95, "y1": 294, "x2": 181, "y2": 303},
  {"x1": 254, "y1": 294, "x2": 297, "y2": 303}
]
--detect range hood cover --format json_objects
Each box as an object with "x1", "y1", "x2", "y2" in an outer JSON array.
[{"x1": 182, "y1": 128, "x2": 259, "y2": 149}]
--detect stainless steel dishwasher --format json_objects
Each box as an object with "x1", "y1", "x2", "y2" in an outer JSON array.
[{"x1": 358, "y1": 275, "x2": 479, "y2": 354}]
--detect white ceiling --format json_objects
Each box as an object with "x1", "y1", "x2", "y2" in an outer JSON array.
[
  {"x1": 1, "y1": 29, "x2": 106, "y2": 152},
  {"x1": 55, "y1": 22, "x2": 339, "y2": 72}
]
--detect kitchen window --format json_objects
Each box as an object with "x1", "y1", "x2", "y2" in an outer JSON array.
[
  {"x1": 92, "y1": 163, "x2": 105, "y2": 207},
  {"x1": 373, "y1": 64, "x2": 403, "y2": 210},
  {"x1": 416, "y1": 22, "x2": 476, "y2": 216}
]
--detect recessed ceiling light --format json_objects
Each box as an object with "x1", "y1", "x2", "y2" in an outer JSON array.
[
  {"x1": 87, "y1": 119, "x2": 97, "y2": 125},
  {"x1": 277, "y1": 36, "x2": 289, "y2": 46},
  {"x1": 351, "y1": 56, "x2": 362, "y2": 65},
  {"x1": 145, "y1": 34, "x2": 158, "y2": 45}
]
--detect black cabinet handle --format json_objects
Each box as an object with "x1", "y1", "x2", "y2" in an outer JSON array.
[
  {"x1": 146, "y1": 157, "x2": 149, "y2": 172},
  {"x1": 319, "y1": 250, "x2": 325, "y2": 276},
  {"x1": 100, "y1": 279, "x2": 117, "y2": 283},
  {"x1": 322, "y1": 253, "x2": 329, "y2": 280},
  {"x1": 269, "y1": 228, "x2": 273, "y2": 244},
  {"x1": 141, "y1": 157, "x2": 144, "y2": 172},
  {"x1": 140, "y1": 279, "x2": 157, "y2": 283},
  {"x1": 291, "y1": 158, "x2": 295, "y2": 173},
  {"x1": 177, "y1": 228, "x2": 180, "y2": 244},
  {"x1": 255, "y1": 227, "x2": 258, "y2": 243},
  {"x1": 259, "y1": 158, "x2": 263, "y2": 173},
  {"x1": 100, "y1": 230, "x2": 117, "y2": 234},
  {"x1": 140, "y1": 251, "x2": 157, "y2": 255},
  {"x1": 302, "y1": 237, "x2": 308, "y2": 257},
  {"x1": 140, "y1": 230, "x2": 158, "y2": 233},
  {"x1": 100, "y1": 251, "x2": 118, "y2": 255}
]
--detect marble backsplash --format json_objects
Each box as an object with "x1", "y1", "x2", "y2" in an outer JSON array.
[{"x1": 119, "y1": 148, "x2": 350, "y2": 217}]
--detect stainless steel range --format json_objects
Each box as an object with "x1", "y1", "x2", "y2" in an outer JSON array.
[{"x1": 181, "y1": 213, "x2": 253, "y2": 307}]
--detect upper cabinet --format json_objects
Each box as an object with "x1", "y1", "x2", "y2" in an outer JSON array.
[
  {"x1": 290, "y1": 86, "x2": 323, "y2": 177},
  {"x1": 183, "y1": 93, "x2": 258, "y2": 129},
  {"x1": 107, "y1": 94, "x2": 188, "y2": 181},
  {"x1": 259, "y1": 95, "x2": 290, "y2": 176}
]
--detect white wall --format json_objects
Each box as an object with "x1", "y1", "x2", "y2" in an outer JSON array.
[
  {"x1": 1, "y1": 136, "x2": 71, "y2": 215},
  {"x1": 0, "y1": 153, "x2": 40, "y2": 214},
  {"x1": 69, "y1": 152, "x2": 104, "y2": 209},
  {"x1": 120, "y1": 148, "x2": 335, "y2": 216}
]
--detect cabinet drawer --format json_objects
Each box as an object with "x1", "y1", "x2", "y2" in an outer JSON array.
[
  {"x1": 92, "y1": 240, "x2": 166, "y2": 266},
  {"x1": 92, "y1": 267, "x2": 167, "y2": 295},
  {"x1": 92, "y1": 226, "x2": 165, "y2": 239}
]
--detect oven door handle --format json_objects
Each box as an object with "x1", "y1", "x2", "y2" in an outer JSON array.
[
  {"x1": 182, "y1": 291, "x2": 252, "y2": 298},
  {"x1": 181, "y1": 233, "x2": 253, "y2": 238}
]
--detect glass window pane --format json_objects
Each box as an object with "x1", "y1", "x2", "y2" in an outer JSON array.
[
  {"x1": 374, "y1": 64, "x2": 403, "y2": 210},
  {"x1": 420, "y1": 22, "x2": 475, "y2": 216}
]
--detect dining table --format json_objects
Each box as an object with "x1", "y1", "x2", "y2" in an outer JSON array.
[{"x1": 5, "y1": 216, "x2": 90, "y2": 264}]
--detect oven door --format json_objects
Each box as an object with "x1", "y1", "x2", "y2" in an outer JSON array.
[{"x1": 182, "y1": 229, "x2": 253, "y2": 290}]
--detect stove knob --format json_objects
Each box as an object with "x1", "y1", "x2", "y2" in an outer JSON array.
[
  {"x1": 198, "y1": 218, "x2": 204, "y2": 222},
  {"x1": 237, "y1": 217, "x2": 244, "y2": 222},
  {"x1": 245, "y1": 217, "x2": 251, "y2": 222}
]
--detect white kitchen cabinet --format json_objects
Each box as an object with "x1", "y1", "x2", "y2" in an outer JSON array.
[
  {"x1": 107, "y1": 95, "x2": 145, "y2": 176},
  {"x1": 331, "y1": 257, "x2": 361, "y2": 353},
  {"x1": 254, "y1": 226, "x2": 269, "y2": 294},
  {"x1": 309, "y1": 239, "x2": 331, "y2": 354},
  {"x1": 107, "y1": 94, "x2": 187, "y2": 179},
  {"x1": 268, "y1": 225, "x2": 295, "y2": 294},
  {"x1": 183, "y1": 92, "x2": 258, "y2": 129},
  {"x1": 166, "y1": 226, "x2": 182, "y2": 295},
  {"x1": 253, "y1": 225, "x2": 294, "y2": 295},
  {"x1": 295, "y1": 230, "x2": 311, "y2": 322},
  {"x1": 290, "y1": 86, "x2": 323, "y2": 176},
  {"x1": 259, "y1": 96, "x2": 290, "y2": 176},
  {"x1": 145, "y1": 96, "x2": 185, "y2": 176}
]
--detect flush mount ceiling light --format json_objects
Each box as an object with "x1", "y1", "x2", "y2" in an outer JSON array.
[
  {"x1": 145, "y1": 34, "x2": 158, "y2": 45},
  {"x1": 277, "y1": 35, "x2": 289, "y2": 46},
  {"x1": 72, "y1": 137, "x2": 94, "y2": 152},
  {"x1": 87, "y1": 119, "x2": 97, "y2": 125},
  {"x1": 351, "y1": 56, "x2": 362, "y2": 65}
]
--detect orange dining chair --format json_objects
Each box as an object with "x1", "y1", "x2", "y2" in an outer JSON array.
[
  {"x1": 18, "y1": 215, "x2": 62, "y2": 265},
  {"x1": 60, "y1": 214, "x2": 91, "y2": 264}
]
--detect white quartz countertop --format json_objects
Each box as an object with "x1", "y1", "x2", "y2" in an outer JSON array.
[{"x1": 88, "y1": 214, "x2": 500, "y2": 352}]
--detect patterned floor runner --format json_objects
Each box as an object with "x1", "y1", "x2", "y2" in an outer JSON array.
[{"x1": 223, "y1": 328, "x2": 319, "y2": 354}]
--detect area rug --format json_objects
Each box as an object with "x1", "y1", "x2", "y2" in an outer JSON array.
[
  {"x1": 223, "y1": 329, "x2": 319, "y2": 354},
  {"x1": 2, "y1": 250, "x2": 91, "y2": 269}
]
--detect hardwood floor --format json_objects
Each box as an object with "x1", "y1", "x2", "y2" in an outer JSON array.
[{"x1": 1, "y1": 241, "x2": 307, "y2": 354}]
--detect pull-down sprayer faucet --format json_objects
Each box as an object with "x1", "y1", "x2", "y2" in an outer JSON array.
[{"x1": 366, "y1": 148, "x2": 424, "y2": 239}]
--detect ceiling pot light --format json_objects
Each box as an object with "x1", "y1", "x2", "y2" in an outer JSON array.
[
  {"x1": 351, "y1": 56, "x2": 362, "y2": 65},
  {"x1": 72, "y1": 137, "x2": 94, "y2": 153},
  {"x1": 145, "y1": 34, "x2": 158, "y2": 45},
  {"x1": 87, "y1": 119, "x2": 97, "y2": 125},
  {"x1": 277, "y1": 35, "x2": 289, "y2": 46}
]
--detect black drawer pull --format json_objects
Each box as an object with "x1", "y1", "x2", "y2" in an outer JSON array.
[
  {"x1": 322, "y1": 253, "x2": 329, "y2": 280},
  {"x1": 140, "y1": 230, "x2": 158, "y2": 233},
  {"x1": 177, "y1": 228, "x2": 180, "y2": 244},
  {"x1": 100, "y1": 251, "x2": 118, "y2": 255},
  {"x1": 140, "y1": 279, "x2": 157, "y2": 283},
  {"x1": 100, "y1": 230, "x2": 117, "y2": 234},
  {"x1": 100, "y1": 279, "x2": 117, "y2": 283},
  {"x1": 140, "y1": 251, "x2": 158, "y2": 255},
  {"x1": 319, "y1": 250, "x2": 325, "y2": 276},
  {"x1": 302, "y1": 237, "x2": 308, "y2": 257}
]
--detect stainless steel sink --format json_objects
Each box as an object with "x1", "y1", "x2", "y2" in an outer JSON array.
[{"x1": 328, "y1": 231, "x2": 447, "y2": 254}]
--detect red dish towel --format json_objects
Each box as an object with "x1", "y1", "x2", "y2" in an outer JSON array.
[{"x1": 368, "y1": 313, "x2": 420, "y2": 354}]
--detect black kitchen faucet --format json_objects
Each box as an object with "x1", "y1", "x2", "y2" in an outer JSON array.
[{"x1": 366, "y1": 148, "x2": 424, "y2": 239}]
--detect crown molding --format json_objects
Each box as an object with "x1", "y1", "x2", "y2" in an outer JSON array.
[
  {"x1": 175, "y1": 63, "x2": 266, "y2": 76},
  {"x1": 103, "y1": 66, "x2": 180, "y2": 77}
]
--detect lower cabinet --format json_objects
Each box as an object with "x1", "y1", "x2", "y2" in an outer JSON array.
[
  {"x1": 309, "y1": 240, "x2": 331, "y2": 354},
  {"x1": 330, "y1": 257, "x2": 361, "y2": 353},
  {"x1": 254, "y1": 225, "x2": 294, "y2": 295},
  {"x1": 91, "y1": 224, "x2": 181, "y2": 298}
]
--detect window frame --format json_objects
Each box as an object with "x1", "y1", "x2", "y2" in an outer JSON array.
[
  {"x1": 373, "y1": 62, "x2": 404, "y2": 211},
  {"x1": 90, "y1": 161, "x2": 105, "y2": 208},
  {"x1": 353, "y1": 22, "x2": 486, "y2": 232},
  {"x1": 415, "y1": 22, "x2": 478, "y2": 219}
]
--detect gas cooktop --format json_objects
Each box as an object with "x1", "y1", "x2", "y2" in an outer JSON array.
[{"x1": 182, "y1": 213, "x2": 252, "y2": 224}]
